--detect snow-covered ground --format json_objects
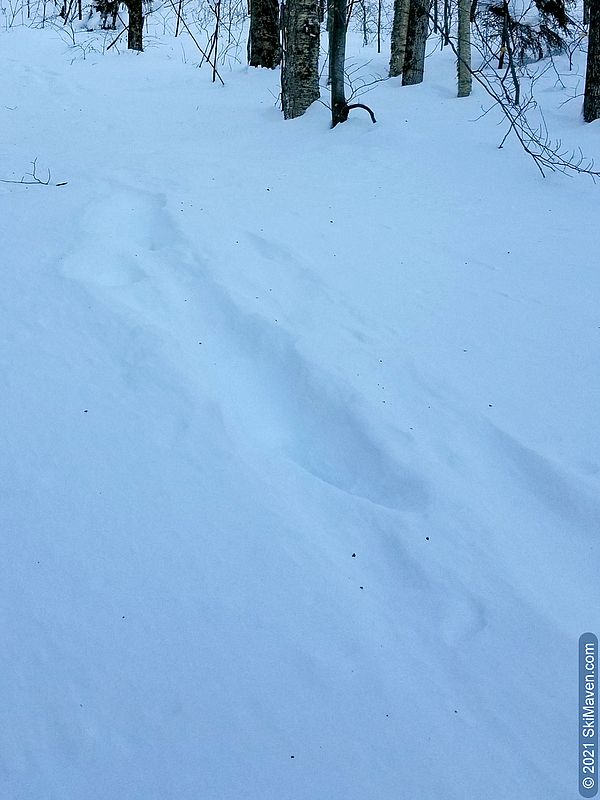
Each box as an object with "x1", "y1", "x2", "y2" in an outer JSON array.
[{"x1": 1, "y1": 20, "x2": 599, "y2": 799}]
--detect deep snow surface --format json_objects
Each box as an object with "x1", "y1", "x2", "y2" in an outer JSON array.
[{"x1": 1, "y1": 22, "x2": 600, "y2": 800}]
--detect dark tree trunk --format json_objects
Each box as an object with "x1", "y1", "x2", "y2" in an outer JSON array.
[
  {"x1": 389, "y1": 0, "x2": 410, "y2": 76},
  {"x1": 329, "y1": 0, "x2": 347, "y2": 125},
  {"x1": 584, "y1": 0, "x2": 600, "y2": 122},
  {"x1": 127, "y1": 0, "x2": 143, "y2": 51},
  {"x1": 248, "y1": 0, "x2": 282, "y2": 68},
  {"x1": 281, "y1": 0, "x2": 320, "y2": 119},
  {"x1": 96, "y1": 0, "x2": 119, "y2": 28},
  {"x1": 498, "y1": 0, "x2": 508, "y2": 69},
  {"x1": 442, "y1": 0, "x2": 450, "y2": 45},
  {"x1": 402, "y1": 0, "x2": 431, "y2": 85},
  {"x1": 326, "y1": 0, "x2": 334, "y2": 33}
]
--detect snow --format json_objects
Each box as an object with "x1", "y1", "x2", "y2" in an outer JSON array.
[{"x1": 1, "y1": 19, "x2": 599, "y2": 800}]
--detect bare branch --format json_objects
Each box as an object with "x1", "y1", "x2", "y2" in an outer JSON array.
[{"x1": 0, "y1": 159, "x2": 68, "y2": 187}]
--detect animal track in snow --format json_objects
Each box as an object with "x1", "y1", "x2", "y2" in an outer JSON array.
[
  {"x1": 486, "y1": 422, "x2": 600, "y2": 531},
  {"x1": 61, "y1": 184, "x2": 429, "y2": 512}
]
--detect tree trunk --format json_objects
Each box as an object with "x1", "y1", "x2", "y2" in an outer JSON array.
[
  {"x1": 281, "y1": 0, "x2": 320, "y2": 119},
  {"x1": 326, "y1": 0, "x2": 334, "y2": 33},
  {"x1": 248, "y1": 0, "x2": 281, "y2": 68},
  {"x1": 457, "y1": 0, "x2": 471, "y2": 96},
  {"x1": 360, "y1": 0, "x2": 368, "y2": 45},
  {"x1": 584, "y1": 0, "x2": 600, "y2": 122},
  {"x1": 389, "y1": 0, "x2": 410, "y2": 76},
  {"x1": 127, "y1": 0, "x2": 143, "y2": 50},
  {"x1": 402, "y1": 0, "x2": 430, "y2": 85},
  {"x1": 330, "y1": 0, "x2": 347, "y2": 125},
  {"x1": 96, "y1": 0, "x2": 118, "y2": 28},
  {"x1": 442, "y1": 0, "x2": 450, "y2": 45}
]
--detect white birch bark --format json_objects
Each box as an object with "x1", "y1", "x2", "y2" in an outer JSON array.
[
  {"x1": 389, "y1": 0, "x2": 411, "y2": 77},
  {"x1": 457, "y1": 0, "x2": 472, "y2": 97}
]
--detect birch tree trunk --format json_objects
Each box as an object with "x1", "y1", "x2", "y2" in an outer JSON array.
[
  {"x1": 457, "y1": 0, "x2": 471, "y2": 96},
  {"x1": 389, "y1": 0, "x2": 411, "y2": 77},
  {"x1": 329, "y1": 0, "x2": 348, "y2": 124},
  {"x1": 281, "y1": 0, "x2": 321, "y2": 118},
  {"x1": 584, "y1": 0, "x2": 600, "y2": 122},
  {"x1": 402, "y1": 0, "x2": 430, "y2": 86},
  {"x1": 248, "y1": 0, "x2": 282, "y2": 68},
  {"x1": 127, "y1": 0, "x2": 143, "y2": 50}
]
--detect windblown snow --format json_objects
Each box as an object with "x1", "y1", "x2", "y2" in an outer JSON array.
[{"x1": 1, "y1": 23, "x2": 599, "y2": 800}]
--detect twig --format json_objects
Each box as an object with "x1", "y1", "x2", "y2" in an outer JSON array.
[
  {"x1": 0, "y1": 159, "x2": 67, "y2": 187},
  {"x1": 167, "y1": 0, "x2": 224, "y2": 84},
  {"x1": 106, "y1": 24, "x2": 127, "y2": 51},
  {"x1": 442, "y1": 26, "x2": 600, "y2": 180}
]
